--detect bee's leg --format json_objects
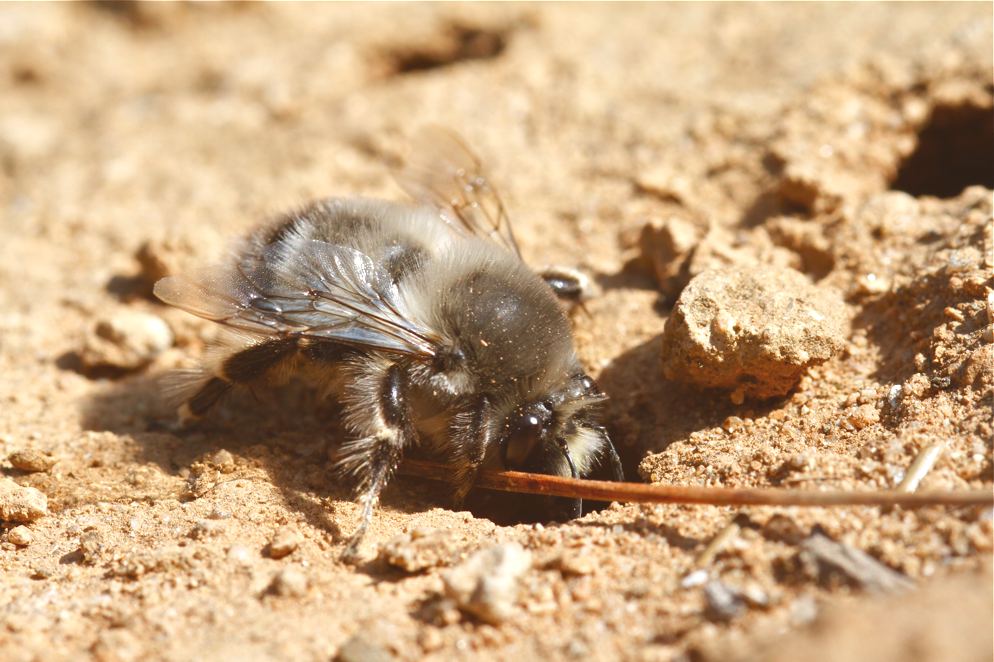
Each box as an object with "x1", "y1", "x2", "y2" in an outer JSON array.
[
  {"x1": 178, "y1": 337, "x2": 299, "y2": 423},
  {"x1": 450, "y1": 396, "x2": 496, "y2": 506},
  {"x1": 601, "y1": 436, "x2": 625, "y2": 482},
  {"x1": 335, "y1": 361, "x2": 414, "y2": 561}
]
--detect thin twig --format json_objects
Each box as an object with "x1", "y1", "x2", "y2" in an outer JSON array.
[
  {"x1": 398, "y1": 459, "x2": 993, "y2": 509},
  {"x1": 694, "y1": 514, "x2": 744, "y2": 568},
  {"x1": 897, "y1": 441, "x2": 946, "y2": 493}
]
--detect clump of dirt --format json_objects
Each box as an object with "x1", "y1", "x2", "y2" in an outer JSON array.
[
  {"x1": 0, "y1": 4, "x2": 991, "y2": 661},
  {"x1": 661, "y1": 266, "x2": 848, "y2": 401}
]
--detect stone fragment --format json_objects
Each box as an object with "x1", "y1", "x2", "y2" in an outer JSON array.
[
  {"x1": 661, "y1": 267, "x2": 847, "y2": 399},
  {"x1": 335, "y1": 635, "x2": 393, "y2": 662},
  {"x1": 551, "y1": 549, "x2": 596, "y2": 576},
  {"x1": 79, "y1": 530, "x2": 105, "y2": 564},
  {"x1": 704, "y1": 581, "x2": 745, "y2": 622},
  {"x1": 378, "y1": 528, "x2": 459, "y2": 573},
  {"x1": 188, "y1": 519, "x2": 224, "y2": 539},
  {"x1": 799, "y1": 532, "x2": 914, "y2": 594},
  {"x1": 0, "y1": 477, "x2": 48, "y2": 523},
  {"x1": 79, "y1": 309, "x2": 173, "y2": 372},
  {"x1": 135, "y1": 239, "x2": 180, "y2": 290},
  {"x1": 268, "y1": 566, "x2": 309, "y2": 597},
  {"x1": 7, "y1": 449, "x2": 56, "y2": 473},
  {"x1": 957, "y1": 344, "x2": 993, "y2": 389},
  {"x1": 847, "y1": 404, "x2": 880, "y2": 430},
  {"x1": 441, "y1": 543, "x2": 532, "y2": 625},
  {"x1": 639, "y1": 216, "x2": 704, "y2": 297},
  {"x1": 268, "y1": 526, "x2": 302, "y2": 559},
  {"x1": 640, "y1": 219, "x2": 799, "y2": 301},
  {"x1": 8, "y1": 525, "x2": 33, "y2": 546}
]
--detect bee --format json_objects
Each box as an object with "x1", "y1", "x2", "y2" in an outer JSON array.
[{"x1": 154, "y1": 128, "x2": 623, "y2": 559}]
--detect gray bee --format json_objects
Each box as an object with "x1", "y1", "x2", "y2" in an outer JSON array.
[{"x1": 155, "y1": 128, "x2": 623, "y2": 559}]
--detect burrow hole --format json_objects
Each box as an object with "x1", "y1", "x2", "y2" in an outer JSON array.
[
  {"x1": 892, "y1": 102, "x2": 994, "y2": 198},
  {"x1": 384, "y1": 25, "x2": 508, "y2": 76}
]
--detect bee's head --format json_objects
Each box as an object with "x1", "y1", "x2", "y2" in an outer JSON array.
[{"x1": 498, "y1": 373, "x2": 622, "y2": 521}]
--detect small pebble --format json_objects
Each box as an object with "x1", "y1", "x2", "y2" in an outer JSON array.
[
  {"x1": 886, "y1": 384, "x2": 903, "y2": 408},
  {"x1": 189, "y1": 519, "x2": 224, "y2": 539},
  {"x1": 227, "y1": 545, "x2": 253, "y2": 566},
  {"x1": 943, "y1": 306, "x2": 964, "y2": 322},
  {"x1": 79, "y1": 530, "x2": 105, "y2": 564},
  {"x1": 704, "y1": 581, "x2": 744, "y2": 622},
  {"x1": 418, "y1": 628, "x2": 443, "y2": 653},
  {"x1": 8, "y1": 449, "x2": 56, "y2": 473},
  {"x1": 79, "y1": 309, "x2": 173, "y2": 372},
  {"x1": 786, "y1": 452, "x2": 811, "y2": 471},
  {"x1": 555, "y1": 550, "x2": 596, "y2": 576},
  {"x1": 335, "y1": 635, "x2": 392, "y2": 662},
  {"x1": 269, "y1": 566, "x2": 309, "y2": 597},
  {"x1": 442, "y1": 543, "x2": 532, "y2": 625},
  {"x1": 0, "y1": 477, "x2": 48, "y2": 523},
  {"x1": 721, "y1": 416, "x2": 744, "y2": 432},
  {"x1": 378, "y1": 527, "x2": 458, "y2": 572},
  {"x1": 847, "y1": 404, "x2": 880, "y2": 430},
  {"x1": 739, "y1": 582, "x2": 771, "y2": 608},
  {"x1": 269, "y1": 526, "x2": 302, "y2": 559},
  {"x1": 208, "y1": 449, "x2": 236, "y2": 473},
  {"x1": 681, "y1": 569, "x2": 709, "y2": 589},
  {"x1": 30, "y1": 559, "x2": 57, "y2": 579},
  {"x1": 789, "y1": 594, "x2": 819, "y2": 625},
  {"x1": 8, "y1": 525, "x2": 33, "y2": 546}
]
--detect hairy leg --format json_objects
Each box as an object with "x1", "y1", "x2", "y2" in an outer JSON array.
[
  {"x1": 334, "y1": 360, "x2": 414, "y2": 561},
  {"x1": 449, "y1": 396, "x2": 497, "y2": 506}
]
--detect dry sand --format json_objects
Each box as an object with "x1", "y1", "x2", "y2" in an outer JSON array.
[{"x1": 1, "y1": 3, "x2": 992, "y2": 661}]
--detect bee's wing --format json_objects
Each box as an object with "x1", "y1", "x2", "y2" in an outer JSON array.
[
  {"x1": 154, "y1": 240, "x2": 441, "y2": 358},
  {"x1": 395, "y1": 127, "x2": 523, "y2": 259}
]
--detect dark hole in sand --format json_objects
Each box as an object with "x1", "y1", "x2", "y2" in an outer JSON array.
[
  {"x1": 891, "y1": 102, "x2": 994, "y2": 198},
  {"x1": 386, "y1": 26, "x2": 507, "y2": 75}
]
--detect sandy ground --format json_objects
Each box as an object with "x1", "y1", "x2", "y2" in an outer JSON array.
[{"x1": 1, "y1": 3, "x2": 992, "y2": 661}]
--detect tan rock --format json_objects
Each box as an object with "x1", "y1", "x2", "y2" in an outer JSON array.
[
  {"x1": 662, "y1": 267, "x2": 848, "y2": 399},
  {"x1": 0, "y1": 477, "x2": 48, "y2": 523},
  {"x1": 79, "y1": 309, "x2": 174, "y2": 372}
]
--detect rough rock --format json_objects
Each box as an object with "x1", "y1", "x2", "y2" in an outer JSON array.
[
  {"x1": 79, "y1": 309, "x2": 174, "y2": 372},
  {"x1": 684, "y1": 226, "x2": 800, "y2": 287},
  {"x1": 268, "y1": 526, "x2": 302, "y2": 559},
  {"x1": 639, "y1": 215, "x2": 704, "y2": 297},
  {"x1": 441, "y1": 543, "x2": 532, "y2": 625},
  {"x1": 799, "y1": 532, "x2": 915, "y2": 594},
  {"x1": 268, "y1": 566, "x2": 309, "y2": 597},
  {"x1": 640, "y1": 220, "x2": 799, "y2": 301},
  {"x1": 661, "y1": 267, "x2": 847, "y2": 399},
  {"x1": 704, "y1": 581, "x2": 745, "y2": 622},
  {"x1": 378, "y1": 528, "x2": 461, "y2": 573},
  {"x1": 0, "y1": 477, "x2": 48, "y2": 523},
  {"x1": 335, "y1": 635, "x2": 394, "y2": 662},
  {"x1": 7, "y1": 448, "x2": 56, "y2": 473},
  {"x1": 8, "y1": 525, "x2": 33, "y2": 546}
]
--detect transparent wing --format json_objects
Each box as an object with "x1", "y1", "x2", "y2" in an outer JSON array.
[
  {"x1": 395, "y1": 126, "x2": 522, "y2": 259},
  {"x1": 154, "y1": 240, "x2": 440, "y2": 358}
]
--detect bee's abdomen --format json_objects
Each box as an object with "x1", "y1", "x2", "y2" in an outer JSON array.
[
  {"x1": 221, "y1": 337, "x2": 300, "y2": 383},
  {"x1": 183, "y1": 377, "x2": 231, "y2": 420},
  {"x1": 180, "y1": 337, "x2": 302, "y2": 421}
]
